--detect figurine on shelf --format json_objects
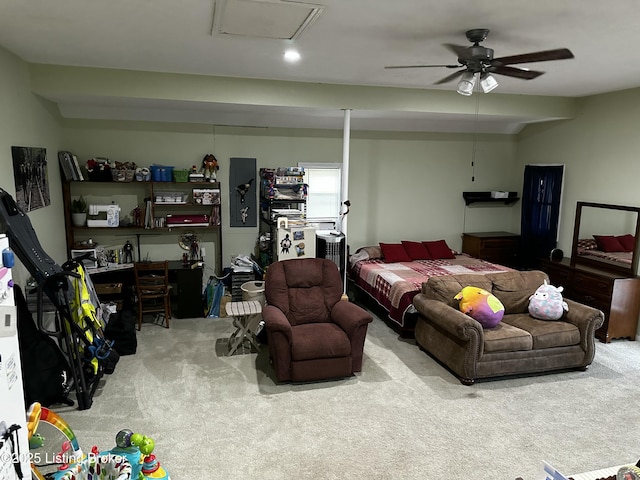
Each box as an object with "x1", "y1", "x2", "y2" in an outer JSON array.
[
  {"x1": 202, "y1": 154, "x2": 219, "y2": 182},
  {"x1": 123, "y1": 240, "x2": 134, "y2": 263}
]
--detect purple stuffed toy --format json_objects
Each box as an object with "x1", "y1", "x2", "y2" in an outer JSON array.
[{"x1": 528, "y1": 280, "x2": 568, "y2": 320}]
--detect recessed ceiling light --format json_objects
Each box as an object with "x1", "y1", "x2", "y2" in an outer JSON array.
[{"x1": 284, "y1": 49, "x2": 301, "y2": 63}]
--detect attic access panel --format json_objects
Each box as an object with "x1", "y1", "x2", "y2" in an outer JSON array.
[{"x1": 212, "y1": 0, "x2": 324, "y2": 40}]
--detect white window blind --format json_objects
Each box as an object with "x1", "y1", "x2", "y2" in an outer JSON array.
[{"x1": 299, "y1": 163, "x2": 342, "y2": 222}]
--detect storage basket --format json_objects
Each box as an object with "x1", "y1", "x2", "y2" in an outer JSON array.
[
  {"x1": 241, "y1": 281, "x2": 265, "y2": 307},
  {"x1": 87, "y1": 167, "x2": 112, "y2": 182},
  {"x1": 173, "y1": 169, "x2": 189, "y2": 182},
  {"x1": 150, "y1": 165, "x2": 174, "y2": 182},
  {"x1": 111, "y1": 169, "x2": 135, "y2": 182}
]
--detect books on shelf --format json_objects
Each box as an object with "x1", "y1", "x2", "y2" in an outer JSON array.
[{"x1": 58, "y1": 150, "x2": 84, "y2": 181}]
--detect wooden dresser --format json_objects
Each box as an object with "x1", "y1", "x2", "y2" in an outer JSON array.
[
  {"x1": 540, "y1": 258, "x2": 640, "y2": 343},
  {"x1": 461, "y1": 231, "x2": 521, "y2": 268}
]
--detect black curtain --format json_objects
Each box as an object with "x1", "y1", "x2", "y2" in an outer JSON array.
[{"x1": 520, "y1": 165, "x2": 564, "y2": 268}]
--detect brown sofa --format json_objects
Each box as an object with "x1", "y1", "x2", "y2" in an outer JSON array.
[{"x1": 412, "y1": 270, "x2": 604, "y2": 385}]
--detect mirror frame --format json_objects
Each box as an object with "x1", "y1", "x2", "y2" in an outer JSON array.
[{"x1": 570, "y1": 201, "x2": 640, "y2": 276}]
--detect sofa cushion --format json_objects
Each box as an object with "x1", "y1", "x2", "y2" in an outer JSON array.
[
  {"x1": 503, "y1": 313, "x2": 580, "y2": 349},
  {"x1": 486, "y1": 270, "x2": 548, "y2": 314},
  {"x1": 422, "y1": 274, "x2": 494, "y2": 309},
  {"x1": 483, "y1": 322, "x2": 533, "y2": 354},
  {"x1": 291, "y1": 323, "x2": 351, "y2": 361}
]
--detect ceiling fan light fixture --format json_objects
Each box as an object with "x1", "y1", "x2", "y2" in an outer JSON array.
[
  {"x1": 456, "y1": 72, "x2": 476, "y2": 96},
  {"x1": 480, "y1": 73, "x2": 499, "y2": 93}
]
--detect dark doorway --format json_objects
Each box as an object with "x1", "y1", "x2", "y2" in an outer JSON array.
[{"x1": 520, "y1": 164, "x2": 564, "y2": 268}]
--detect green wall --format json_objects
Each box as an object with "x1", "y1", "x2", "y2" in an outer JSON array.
[
  {"x1": 0, "y1": 46, "x2": 64, "y2": 285},
  {"x1": 516, "y1": 87, "x2": 640, "y2": 255},
  {"x1": 61, "y1": 122, "x2": 519, "y2": 271}
]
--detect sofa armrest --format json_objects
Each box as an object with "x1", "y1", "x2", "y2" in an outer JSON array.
[
  {"x1": 562, "y1": 299, "x2": 605, "y2": 351},
  {"x1": 413, "y1": 294, "x2": 485, "y2": 344},
  {"x1": 331, "y1": 300, "x2": 373, "y2": 338}
]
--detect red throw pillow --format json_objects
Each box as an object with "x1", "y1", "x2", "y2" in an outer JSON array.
[
  {"x1": 401, "y1": 241, "x2": 433, "y2": 260},
  {"x1": 423, "y1": 239, "x2": 456, "y2": 259},
  {"x1": 379, "y1": 243, "x2": 411, "y2": 263},
  {"x1": 616, "y1": 234, "x2": 635, "y2": 252},
  {"x1": 593, "y1": 235, "x2": 625, "y2": 253}
]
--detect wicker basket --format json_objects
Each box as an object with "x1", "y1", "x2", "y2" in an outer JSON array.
[
  {"x1": 173, "y1": 169, "x2": 190, "y2": 182},
  {"x1": 111, "y1": 169, "x2": 135, "y2": 182}
]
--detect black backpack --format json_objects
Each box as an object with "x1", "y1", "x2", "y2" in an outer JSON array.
[{"x1": 15, "y1": 285, "x2": 73, "y2": 407}]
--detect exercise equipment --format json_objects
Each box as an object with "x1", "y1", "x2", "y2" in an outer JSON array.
[{"x1": 0, "y1": 188, "x2": 118, "y2": 410}]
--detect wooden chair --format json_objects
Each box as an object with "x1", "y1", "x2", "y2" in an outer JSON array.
[{"x1": 133, "y1": 261, "x2": 171, "y2": 330}]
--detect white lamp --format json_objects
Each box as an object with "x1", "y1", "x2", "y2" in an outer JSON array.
[
  {"x1": 480, "y1": 73, "x2": 499, "y2": 93},
  {"x1": 456, "y1": 72, "x2": 477, "y2": 96}
]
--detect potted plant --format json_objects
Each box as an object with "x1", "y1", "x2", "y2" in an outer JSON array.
[{"x1": 71, "y1": 196, "x2": 88, "y2": 227}]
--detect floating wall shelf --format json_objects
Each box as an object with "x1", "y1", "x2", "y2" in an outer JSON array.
[{"x1": 463, "y1": 191, "x2": 520, "y2": 206}]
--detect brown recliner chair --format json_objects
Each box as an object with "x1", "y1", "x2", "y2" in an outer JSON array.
[{"x1": 263, "y1": 258, "x2": 373, "y2": 383}]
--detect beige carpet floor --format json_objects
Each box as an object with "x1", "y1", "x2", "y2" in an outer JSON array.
[{"x1": 52, "y1": 309, "x2": 640, "y2": 479}]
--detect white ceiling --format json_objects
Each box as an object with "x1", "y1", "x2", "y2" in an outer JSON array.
[{"x1": 1, "y1": 0, "x2": 639, "y2": 133}]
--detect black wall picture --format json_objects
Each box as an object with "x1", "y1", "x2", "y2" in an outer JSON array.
[
  {"x1": 11, "y1": 146, "x2": 50, "y2": 212},
  {"x1": 229, "y1": 157, "x2": 256, "y2": 227}
]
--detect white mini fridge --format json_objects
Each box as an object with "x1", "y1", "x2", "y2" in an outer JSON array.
[
  {"x1": 275, "y1": 226, "x2": 316, "y2": 261},
  {"x1": 0, "y1": 234, "x2": 30, "y2": 479}
]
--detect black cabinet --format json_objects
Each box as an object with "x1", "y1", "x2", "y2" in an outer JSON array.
[{"x1": 168, "y1": 261, "x2": 204, "y2": 318}]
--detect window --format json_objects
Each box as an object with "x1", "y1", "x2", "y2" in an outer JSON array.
[{"x1": 299, "y1": 163, "x2": 342, "y2": 224}]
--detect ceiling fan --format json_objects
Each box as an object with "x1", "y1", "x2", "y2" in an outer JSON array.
[{"x1": 385, "y1": 29, "x2": 574, "y2": 94}]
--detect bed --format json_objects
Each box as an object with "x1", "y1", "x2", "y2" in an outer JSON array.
[
  {"x1": 576, "y1": 238, "x2": 633, "y2": 269},
  {"x1": 348, "y1": 242, "x2": 513, "y2": 335}
]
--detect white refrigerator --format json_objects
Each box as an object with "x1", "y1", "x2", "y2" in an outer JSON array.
[
  {"x1": 275, "y1": 226, "x2": 316, "y2": 261},
  {"x1": 0, "y1": 233, "x2": 30, "y2": 479}
]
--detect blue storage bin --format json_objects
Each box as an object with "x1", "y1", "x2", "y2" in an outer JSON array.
[{"x1": 150, "y1": 165, "x2": 174, "y2": 182}]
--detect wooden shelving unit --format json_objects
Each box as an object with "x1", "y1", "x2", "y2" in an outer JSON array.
[{"x1": 61, "y1": 179, "x2": 223, "y2": 274}]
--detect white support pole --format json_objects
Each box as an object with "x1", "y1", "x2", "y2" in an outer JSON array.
[{"x1": 341, "y1": 109, "x2": 351, "y2": 296}]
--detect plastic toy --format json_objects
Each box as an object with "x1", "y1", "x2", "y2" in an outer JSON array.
[
  {"x1": 528, "y1": 280, "x2": 568, "y2": 320},
  {"x1": 454, "y1": 285, "x2": 505, "y2": 328},
  {"x1": 26, "y1": 402, "x2": 171, "y2": 480}
]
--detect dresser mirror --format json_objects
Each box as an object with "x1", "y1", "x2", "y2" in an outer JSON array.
[{"x1": 570, "y1": 201, "x2": 640, "y2": 276}]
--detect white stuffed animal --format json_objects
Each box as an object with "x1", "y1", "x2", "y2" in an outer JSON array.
[{"x1": 528, "y1": 280, "x2": 569, "y2": 320}]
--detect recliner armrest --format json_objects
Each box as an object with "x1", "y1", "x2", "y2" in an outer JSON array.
[
  {"x1": 263, "y1": 305, "x2": 293, "y2": 343},
  {"x1": 413, "y1": 293, "x2": 484, "y2": 342},
  {"x1": 330, "y1": 301, "x2": 373, "y2": 338}
]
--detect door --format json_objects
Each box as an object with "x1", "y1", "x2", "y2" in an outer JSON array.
[{"x1": 520, "y1": 164, "x2": 564, "y2": 268}]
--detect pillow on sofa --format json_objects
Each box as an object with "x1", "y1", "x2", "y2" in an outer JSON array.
[
  {"x1": 423, "y1": 239, "x2": 456, "y2": 259},
  {"x1": 617, "y1": 234, "x2": 636, "y2": 252},
  {"x1": 379, "y1": 243, "x2": 411, "y2": 263},
  {"x1": 401, "y1": 241, "x2": 433, "y2": 260},
  {"x1": 593, "y1": 235, "x2": 625, "y2": 252},
  {"x1": 528, "y1": 280, "x2": 569, "y2": 320},
  {"x1": 454, "y1": 285, "x2": 505, "y2": 328}
]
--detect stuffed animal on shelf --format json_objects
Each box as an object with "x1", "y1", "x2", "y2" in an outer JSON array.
[
  {"x1": 528, "y1": 280, "x2": 568, "y2": 320},
  {"x1": 454, "y1": 285, "x2": 505, "y2": 328},
  {"x1": 201, "y1": 154, "x2": 219, "y2": 181}
]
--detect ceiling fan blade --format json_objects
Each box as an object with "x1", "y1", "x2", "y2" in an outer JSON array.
[
  {"x1": 443, "y1": 43, "x2": 471, "y2": 59},
  {"x1": 385, "y1": 64, "x2": 460, "y2": 69},
  {"x1": 490, "y1": 65, "x2": 544, "y2": 80},
  {"x1": 434, "y1": 70, "x2": 465, "y2": 85},
  {"x1": 492, "y1": 48, "x2": 574, "y2": 66}
]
